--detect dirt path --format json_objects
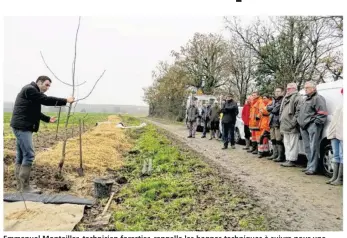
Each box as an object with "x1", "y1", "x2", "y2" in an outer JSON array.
[{"x1": 146, "y1": 118, "x2": 343, "y2": 231}]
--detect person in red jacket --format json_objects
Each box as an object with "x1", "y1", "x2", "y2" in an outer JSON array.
[{"x1": 241, "y1": 96, "x2": 252, "y2": 150}]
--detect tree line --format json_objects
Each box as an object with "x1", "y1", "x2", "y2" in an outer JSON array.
[{"x1": 143, "y1": 16, "x2": 343, "y2": 121}]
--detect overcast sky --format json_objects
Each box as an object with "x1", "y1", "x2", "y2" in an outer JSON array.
[{"x1": 4, "y1": 16, "x2": 255, "y2": 106}]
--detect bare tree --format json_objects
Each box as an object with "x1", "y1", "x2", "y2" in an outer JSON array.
[
  {"x1": 171, "y1": 33, "x2": 229, "y2": 94},
  {"x1": 40, "y1": 17, "x2": 106, "y2": 174},
  {"x1": 223, "y1": 34, "x2": 256, "y2": 104},
  {"x1": 225, "y1": 16, "x2": 343, "y2": 92}
]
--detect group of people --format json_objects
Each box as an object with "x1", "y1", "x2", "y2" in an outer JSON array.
[
  {"x1": 186, "y1": 94, "x2": 239, "y2": 150},
  {"x1": 186, "y1": 81, "x2": 343, "y2": 185}
]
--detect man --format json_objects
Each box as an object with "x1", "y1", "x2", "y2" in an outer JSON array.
[
  {"x1": 10, "y1": 76, "x2": 75, "y2": 193},
  {"x1": 241, "y1": 96, "x2": 251, "y2": 150},
  {"x1": 257, "y1": 95, "x2": 272, "y2": 158},
  {"x1": 209, "y1": 101, "x2": 220, "y2": 140},
  {"x1": 297, "y1": 81, "x2": 328, "y2": 175},
  {"x1": 248, "y1": 92, "x2": 262, "y2": 154},
  {"x1": 278, "y1": 83, "x2": 301, "y2": 165},
  {"x1": 266, "y1": 87, "x2": 284, "y2": 160},
  {"x1": 221, "y1": 94, "x2": 239, "y2": 149},
  {"x1": 201, "y1": 102, "x2": 212, "y2": 138},
  {"x1": 187, "y1": 98, "x2": 199, "y2": 138}
]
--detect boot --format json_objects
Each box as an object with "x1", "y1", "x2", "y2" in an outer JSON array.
[
  {"x1": 243, "y1": 139, "x2": 250, "y2": 150},
  {"x1": 247, "y1": 142, "x2": 256, "y2": 153},
  {"x1": 258, "y1": 152, "x2": 264, "y2": 158},
  {"x1": 15, "y1": 164, "x2": 21, "y2": 191},
  {"x1": 19, "y1": 165, "x2": 42, "y2": 194},
  {"x1": 330, "y1": 164, "x2": 343, "y2": 186},
  {"x1": 222, "y1": 143, "x2": 228, "y2": 150},
  {"x1": 281, "y1": 161, "x2": 296, "y2": 167},
  {"x1": 273, "y1": 144, "x2": 285, "y2": 162},
  {"x1": 326, "y1": 163, "x2": 339, "y2": 184},
  {"x1": 268, "y1": 141, "x2": 278, "y2": 160},
  {"x1": 252, "y1": 142, "x2": 258, "y2": 154}
]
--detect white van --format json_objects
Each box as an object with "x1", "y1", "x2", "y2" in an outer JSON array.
[{"x1": 298, "y1": 80, "x2": 343, "y2": 177}]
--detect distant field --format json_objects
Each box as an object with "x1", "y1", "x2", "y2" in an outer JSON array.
[{"x1": 3, "y1": 112, "x2": 111, "y2": 140}]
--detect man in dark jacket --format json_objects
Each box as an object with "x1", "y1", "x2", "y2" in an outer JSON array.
[
  {"x1": 297, "y1": 81, "x2": 328, "y2": 175},
  {"x1": 186, "y1": 98, "x2": 199, "y2": 138},
  {"x1": 11, "y1": 76, "x2": 75, "y2": 193},
  {"x1": 221, "y1": 94, "x2": 239, "y2": 149},
  {"x1": 266, "y1": 87, "x2": 284, "y2": 160}
]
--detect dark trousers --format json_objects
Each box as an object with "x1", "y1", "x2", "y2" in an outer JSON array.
[
  {"x1": 300, "y1": 123, "x2": 323, "y2": 173},
  {"x1": 222, "y1": 122, "x2": 235, "y2": 146},
  {"x1": 244, "y1": 125, "x2": 251, "y2": 140},
  {"x1": 202, "y1": 120, "x2": 210, "y2": 136}
]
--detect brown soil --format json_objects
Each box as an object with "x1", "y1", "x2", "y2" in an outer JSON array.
[
  {"x1": 146, "y1": 118, "x2": 343, "y2": 231},
  {"x1": 4, "y1": 164, "x2": 73, "y2": 193},
  {"x1": 3, "y1": 125, "x2": 94, "y2": 192}
]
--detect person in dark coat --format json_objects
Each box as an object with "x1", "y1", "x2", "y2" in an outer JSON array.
[
  {"x1": 266, "y1": 87, "x2": 284, "y2": 161},
  {"x1": 10, "y1": 76, "x2": 75, "y2": 193},
  {"x1": 297, "y1": 81, "x2": 328, "y2": 175},
  {"x1": 221, "y1": 94, "x2": 239, "y2": 149}
]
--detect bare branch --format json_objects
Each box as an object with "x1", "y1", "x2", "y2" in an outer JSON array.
[
  {"x1": 40, "y1": 51, "x2": 86, "y2": 87},
  {"x1": 75, "y1": 70, "x2": 106, "y2": 102},
  {"x1": 72, "y1": 16, "x2": 81, "y2": 96},
  {"x1": 40, "y1": 51, "x2": 69, "y2": 86}
]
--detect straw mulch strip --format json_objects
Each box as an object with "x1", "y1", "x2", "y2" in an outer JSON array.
[
  {"x1": 31, "y1": 115, "x2": 132, "y2": 196},
  {"x1": 36, "y1": 115, "x2": 131, "y2": 172}
]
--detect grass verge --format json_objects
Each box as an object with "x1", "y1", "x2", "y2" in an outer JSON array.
[{"x1": 112, "y1": 117, "x2": 269, "y2": 231}]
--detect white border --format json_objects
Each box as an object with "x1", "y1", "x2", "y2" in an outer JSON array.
[{"x1": 1, "y1": 0, "x2": 346, "y2": 236}]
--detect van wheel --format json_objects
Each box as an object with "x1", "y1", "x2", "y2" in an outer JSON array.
[
  {"x1": 320, "y1": 141, "x2": 333, "y2": 178},
  {"x1": 235, "y1": 128, "x2": 241, "y2": 144}
]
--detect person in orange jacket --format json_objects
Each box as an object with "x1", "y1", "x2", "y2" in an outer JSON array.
[
  {"x1": 247, "y1": 91, "x2": 262, "y2": 154},
  {"x1": 257, "y1": 95, "x2": 272, "y2": 158}
]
